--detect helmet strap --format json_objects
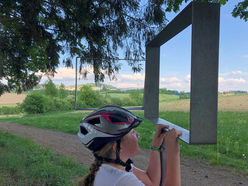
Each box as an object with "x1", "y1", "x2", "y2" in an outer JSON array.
[
  {"x1": 115, "y1": 139, "x2": 121, "y2": 160},
  {"x1": 93, "y1": 140, "x2": 133, "y2": 172}
]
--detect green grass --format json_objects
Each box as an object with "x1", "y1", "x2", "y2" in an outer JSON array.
[
  {"x1": 159, "y1": 94, "x2": 180, "y2": 102},
  {"x1": 101, "y1": 93, "x2": 180, "y2": 103},
  {"x1": 0, "y1": 111, "x2": 89, "y2": 133},
  {"x1": 103, "y1": 93, "x2": 130, "y2": 99},
  {"x1": 0, "y1": 131, "x2": 88, "y2": 186},
  {"x1": 0, "y1": 103, "x2": 18, "y2": 107},
  {"x1": 1, "y1": 111, "x2": 248, "y2": 174}
]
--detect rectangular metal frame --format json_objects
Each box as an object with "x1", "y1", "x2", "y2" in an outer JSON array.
[{"x1": 144, "y1": 2, "x2": 220, "y2": 144}]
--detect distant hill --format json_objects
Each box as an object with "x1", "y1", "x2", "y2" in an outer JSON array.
[{"x1": 64, "y1": 83, "x2": 118, "y2": 91}]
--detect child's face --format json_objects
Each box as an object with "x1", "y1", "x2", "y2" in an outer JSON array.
[{"x1": 120, "y1": 129, "x2": 140, "y2": 158}]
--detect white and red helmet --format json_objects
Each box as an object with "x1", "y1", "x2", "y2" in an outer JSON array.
[{"x1": 78, "y1": 106, "x2": 143, "y2": 152}]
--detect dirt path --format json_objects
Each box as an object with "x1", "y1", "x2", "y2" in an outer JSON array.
[{"x1": 0, "y1": 122, "x2": 247, "y2": 186}]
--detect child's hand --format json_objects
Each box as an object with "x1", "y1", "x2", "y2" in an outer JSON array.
[
  {"x1": 152, "y1": 124, "x2": 169, "y2": 148},
  {"x1": 163, "y1": 128, "x2": 182, "y2": 154}
]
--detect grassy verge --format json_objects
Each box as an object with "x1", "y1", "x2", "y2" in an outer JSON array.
[
  {"x1": 0, "y1": 111, "x2": 247, "y2": 174},
  {"x1": 0, "y1": 131, "x2": 87, "y2": 186}
]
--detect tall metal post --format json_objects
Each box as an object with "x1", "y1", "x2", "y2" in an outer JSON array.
[
  {"x1": 144, "y1": 46, "x2": 160, "y2": 119},
  {"x1": 190, "y1": 3, "x2": 220, "y2": 144},
  {"x1": 75, "y1": 57, "x2": 79, "y2": 110}
]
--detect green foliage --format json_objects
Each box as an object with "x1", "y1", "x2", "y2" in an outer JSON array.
[
  {"x1": 0, "y1": 104, "x2": 23, "y2": 115},
  {"x1": 129, "y1": 90, "x2": 143, "y2": 105},
  {"x1": 0, "y1": 131, "x2": 87, "y2": 185},
  {"x1": 21, "y1": 91, "x2": 74, "y2": 114},
  {"x1": 53, "y1": 97, "x2": 74, "y2": 111},
  {"x1": 179, "y1": 92, "x2": 190, "y2": 99},
  {"x1": 0, "y1": 0, "x2": 168, "y2": 95},
  {"x1": 44, "y1": 79, "x2": 58, "y2": 97},
  {"x1": 232, "y1": 0, "x2": 248, "y2": 21},
  {"x1": 0, "y1": 83, "x2": 9, "y2": 96},
  {"x1": 110, "y1": 97, "x2": 123, "y2": 106},
  {"x1": 78, "y1": 85, "x2": 103, "y2": 107},
  {"x1": 159, "y1": 88, "x2": 179, "y2": 95},
  {"x1": 59, "y1": 83, "x2": 68, "y2": 98},
  {"x1": 122, "y1": 97, "x2": 133, "y2": 106},
  {"x1": 21, "y1": 92, "x2": 51, "y2": 114}
]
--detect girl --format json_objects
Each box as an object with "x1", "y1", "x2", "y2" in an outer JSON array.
[{"x1": 78, "y1": 106, "x2": 181, "y2": 186}]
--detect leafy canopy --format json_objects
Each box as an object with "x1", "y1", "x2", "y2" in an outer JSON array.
[{"x1": 0, "y1": 0, "x2": 247, "y2": 95}]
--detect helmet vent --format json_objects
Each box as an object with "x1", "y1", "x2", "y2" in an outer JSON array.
[
  {"x1": 88, "y1": 117, "x2": 100, "y2": 125},
  {"x1": 109, "y1": 115, "x2": 128, "y2": 123},
  {"x1": 80, "y1": 126, "x2": 88, "y2": 135}
]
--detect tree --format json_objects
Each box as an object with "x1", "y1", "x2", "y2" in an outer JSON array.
[
  {"x1": 44, "y1": 79, "x2": 58, "y2": 97},
  {"x1": 0, "y1": 0, "x2": 247, "y2": 95},
  {"x1": 179, "y1": 91, "x2": 190, "y2": 99},
  {"x1": 232, "y1": 0, "x2": 248, "y2": 21}
]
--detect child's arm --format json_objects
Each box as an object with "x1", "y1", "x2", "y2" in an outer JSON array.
[
  {"x1": 133, "y1": 125, "x2": 169, "y2": 186},
  {"x1": 164, "y1": 128, "x2": 182, "y2": 186}
]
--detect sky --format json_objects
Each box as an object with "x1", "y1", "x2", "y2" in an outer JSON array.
[{"x1": 39, "y1": 1, "x2": 248, "y2": 92}]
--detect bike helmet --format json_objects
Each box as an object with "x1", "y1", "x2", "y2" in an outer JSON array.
[{"x1": 78, "y1": 106, "x2": 143, "y2": 152}]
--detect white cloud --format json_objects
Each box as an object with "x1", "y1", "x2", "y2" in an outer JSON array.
[
  {"x1": 243, "y1": 55, "x2": 248, "y2": 59},
  {"x1": 54, "y1": 67, "x2": 75, "y2": 79},
  {"x1": 109, "y1": 82, "x2": 144, "y2": 89},
  {"x1": 218, "y1": 77, "x2": 247, "y2": 91},
  {"x1": 218, "y1": 71, "x2": 248, "y2": 91},
  {"x1": 118, "y1": 73, "x2": 145, "y2": 81},
  {"x1": 160, "y1": 76, "x2": 190, "y2": 91},
  {"x1": 219, "y1": 77, "x2": 246, "y2": 84},
  {"x1": 35, "y1": 67, "x2": 248, "y2": 91},
  {"x1": 220, "y1": 71, "x2": 244, "y2": 77}
]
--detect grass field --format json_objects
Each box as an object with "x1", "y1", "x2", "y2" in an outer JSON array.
[
  {"x1": 0, "y1": 131, "x2": 87, "y2": 185},
  {"x1": 1, "y1": 93, "x2": 247, "y2": 112},
  {"x1": 1, "y1": 110, "x2": 247, "y2": 174},
  {"x1": 159, "y1": 93, "x2": 248, "y2": 112}
]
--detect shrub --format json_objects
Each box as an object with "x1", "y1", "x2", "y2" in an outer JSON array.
[
  {"x1": 78, "y1": 85, "x2": 103, "y2": 107},
  {"x1": 53, "y1": 97, "x2": 74, "y2": 111},
  {"x1": 22, "y1": 92, "x2": 54, "y2": 114}
]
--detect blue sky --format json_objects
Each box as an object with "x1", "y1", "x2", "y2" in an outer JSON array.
[{"x1": 40, "y1": 1, "x2": 248, "y2": 92}]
